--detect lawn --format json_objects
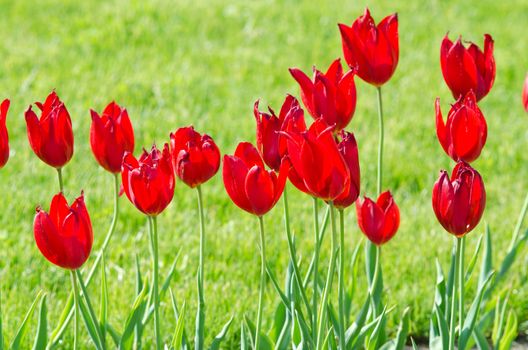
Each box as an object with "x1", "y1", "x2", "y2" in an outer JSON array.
[{"x1": 0, "y1": 0, "x2": 527, "y2": 347}]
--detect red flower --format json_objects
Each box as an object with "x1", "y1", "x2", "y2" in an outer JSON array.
[
  {"x1": 34, "y1": 192, "x2": 93, "y2": 269},
  {"x1": 334, "y1": 131, "x2": 360, "y2": 209},
  {"x1": 339, "y1": 8, "x2": 399, "y2": 86},
  {"x1": 432, "y1": 162, "x2": 486, "y2": 237},
  {"x1": 356, "y1": 191, "x2": 400, "y2": 245},
  {"x1": 223, "y1": 142, "x2": 288, "y2": 216},
  {"x1": 169, "y1": 126, "x2": 220, "y2": 188},
  {"x1": 436, "y1": 91, "x2": 487, "y2": 163},
  {"x1": 283, "y1": 118, "x2": 350, "y2": 201},
  {"x1": 0, "y1": 99, "x2": 10, "y2": 168},
  {"x1": 25, "y1": 91, "x2": 74, "y2": 168},
  {"x1": 90, "y1": 101, "x2": 135, "y2": 173},
  {"x1": 122, "y1": 144, "x2": 175, "y2": 216},
  {"x1": 523, "y1": 74, "x2": 528, "y2": 113},
  {"x1": 289, "y1": 59, "x2": 356, "y2": 132},
  {"x1": 440, "y1": 34, "x2": 495, "y2": 101},
  {"x1": 254, "y1": 95, "x2": 300, "y2": 171}
]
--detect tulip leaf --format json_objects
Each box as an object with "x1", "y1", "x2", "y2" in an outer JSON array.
[
  {"x1": 244, "y1": 315, "x2": 274, "y2": 350},
  {"x1": 492, "y1": 293, "x2": 509, "y2": 347},
  {"x1": 378, "y1": 307, "x2": 410, "y2": 350},
  {"x1": 31, "y1": 294, "x2": 47, "y2": 350},
  {"x1": 465, "y1": 233, "x2": 484, "y2": 282},
  {"x1": 10, "y1": 290, "x2": 44, "y2": 350},
  {"x1": 134, "y1": 255, "x2": 144, "y2": 348},
  {"x1": 498, "y1": 229, "x2": 528, "y2": 282},
  {"x1": 0, "y1": 290, "x2": 3, "y2": 350},
  {"x1": 170, "y1": 301, "x2": 186, "y2": 350},
  {"x1": 295, "y1": 309, "x2": 313, "y2": 347},
  {"x1": 240, "y1": 321, "x2": 248, "y2": 350},
  {"x1": 498, "y1": 310, "x2": 517, "y2": 350},
  {"x1": 78, "y1": 292, "x2": 104, "y2": 350},
  {"x1": 271, "y1": 302, "x2": 286, "y2": 342},
  {"x1": 478, "y1": 225, "x2": 493, "y2": 290},
  {"x1": 99, "y1": 255, "x2": 108, "y2": 347},
  {"x1": 345, "y1": 295, "x2": 370, "y2": 347},
  {"x1": 472, "y1": 326, "x2": 491, "y2": 350},
  {"x1": 411, "y1": 337, "x2": 418, "y2": 350},
  {"x1": 208, "y1": 315, "x2": 233, "y2": 350},
  {"x1": 76, "y1": 270, "x2": 104, "y2": 349},
  {"x1": 120, "y1": 278, "x2": 149, "y2": 350},
  {"x1": 366, "y1": 307, "x2": 387, "y2": 350},
  {"x1": 169, "y1": 288, "x2": 189, "y2": 349},
  {"x1": 106, "y1": 323, "x2": 121, "y2": 348},
  {"x1": 265, "y1": 263, "x2": 290, "y2": 308}
]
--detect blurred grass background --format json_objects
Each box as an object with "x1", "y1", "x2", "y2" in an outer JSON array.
[{"x1": 0, "y1": 0, "x2": 527, "y2": 347}]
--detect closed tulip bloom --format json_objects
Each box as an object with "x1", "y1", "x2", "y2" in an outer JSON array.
[
  {"x1": 90, "y1": 101, "x2": 135, "y2": 173},
  {"x1": 432, "y1": 162, "x2": 486, "y2": 237},
  {"x1": 34, "y1": 192, "x2": 93, "y2": 270},
  {"x1": 356, "y1": 191, "x2": 400, "y2": 245},
  {"x1": 122, "y1": 144, "x2": 175, "y2": 216},
  {"x1": 436, "y1": 91, "x2": 487, "y2": 163},
  {"x1": 289, "y1": 59, "x2": 356, "y2": 132},
  {"x1": 0, "y1": 99, "x2": 10, "y2": 168},
  {"x1": 334, "y1": 131, "x2": 360, "y2": 209},
  {"x1": 25, "y1": 91, "x2": 74, "y2": 168},
  {"x1": 169, "y1": 126, "x2": 220, "y2": 188},
  {"x1": 223, "y1": 142, "x2": 288, "y2": 216},
  {"x1": 254, "y1": 95, "x2": 300, "y2": 171},
  {"x1": 523, "y1": 74, "x2": 528, "y2": 113},
  {"x1": 283, "y1": 118, "x2": 350, "y2": 201},
  {"x1": 440, "y1": 34, "x2": 495, "y2": 101},
  {"x1": 339, "y1": 8, "x2": 399, "y2": 86}
]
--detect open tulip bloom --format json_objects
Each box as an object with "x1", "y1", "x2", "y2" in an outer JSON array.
[
  {"x1": 440, "y1": 34, "x2": 495, "y2": 101},
  {"x1": 0, "y1": 99, "x2": 10, "y2": 169}
]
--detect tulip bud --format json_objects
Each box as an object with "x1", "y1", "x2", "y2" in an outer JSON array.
[
  {"x1": 436, "y1": 91, "x2": 487, "y2": 163},
  {"x1": 432, "y1": 162, "x2": 486, "y2": 237},
  {"x1": 0, "y1": 99, "x2": 10, "y2": 168},
  {"x1": 356, "y1": 191, "x2": 400, "y2": 245}
]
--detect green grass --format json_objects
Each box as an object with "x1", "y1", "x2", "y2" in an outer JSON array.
[{"x1": 0, "y1": 0, "x2": 527, "y2": 347}]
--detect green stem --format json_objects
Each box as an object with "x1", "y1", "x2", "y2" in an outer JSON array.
[
  {"x1": 337, "y1": 209, "x2": 346, "y2": 350},
  {"x1": 458, "y1": 237, "x2": 465, "y2": 336},
  {"x1": 448, "y1": 238, "x2": 461, "y2": 350},
  {"x1": 376, "y1": 86, "x2": 384, "y2": 196},
  {"x1": 312, "y1": 197, "x2": 320, "y2": 340},
  {"x1": 508, "y1": 191, "x2": 528, "y2": 250},
  {"x1": 70, "y1": 270, "x2": 79, "y2": 350},
  {"x1": 369, "y1": 247, "x2": 381, "y2": 318},
  {"x1": 148, "y1": 216, "x2": 161, "y2": 350},
  {"x1": 48, "y1": 174, "x2": 120, "y2": 348},
  {"x1": 57, "y1": 168, "x2": 64, "y2": 193},
  {"x1": 282, "y1": 188, "x2": 312, "y2": 322},
  {"x1": 316, "y1": 202, "x2": 338, "y2": 350},
  {"x1": 255, "y1": 216, "x2": 266, "y2": 350},
  {"x1": 303, "y1": 205, "x2": 330, "y2": 288},
  {"x1": 195, "y1": 186, "x2": 205, "y2": 350}
]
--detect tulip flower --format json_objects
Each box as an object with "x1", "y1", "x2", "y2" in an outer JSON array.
[
  {"x1": 432, "y1": 162, "x2": 486, "y2": 237},
  {"x1": 283, "y1": 118, "x2": 350, "y2": 201},
  {"x1": 356, "y1": 191, "x2": 400, "y2": 245},
  {"x1": 334, "y1": 131, "x2": 360, "y2": 209},
  {"x1": 169, "y1": 126, "x2": 220, "y2": 188},
  {"x1": 440, "y1": 34, "x2": 495, "y2": 101},
  {"x1": 122, "y1": 144, "x2": 175, "y2": 216},
  {"x1": 34, "y1": 192, "x2": 93, "y2": 270},
  {"x1": 254, "y1": 95, "x2": 300, "y2": 171},
  {"x1": 289, "y1": 58, "x2": 356, "y2": 132},
  {"x1": 223, "y1": 142, "x2": 288, "y2": 216},
  {"x1": 523, "y1": 74, "x2": 528, "y2": 113},
  {"x1": 436, "y1": 91, "x2": 487, "y2": 163},
  {"x1": 90, "y1": 101, "x2": 135, "y2": 174},
  {"x1": 25, "y1": 91, "x2": 74, "y2": 169},
  {"x1": 0, "y1": 99, "x2": 10, "y2": 168},
  {"x1": 338, "y1": 8, "x2": 399, "y2": 86}
]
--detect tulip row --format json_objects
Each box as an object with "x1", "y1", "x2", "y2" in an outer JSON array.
[{"x1": 0, "y1": 6, "x2": 526, "y2": 350}]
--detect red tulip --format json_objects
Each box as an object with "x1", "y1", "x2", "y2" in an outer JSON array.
[
  {"x1": 334, "y1": 131, "x2": 360, "y2": 209},
  {"x1": 356, "y1": 191, "x2": 400, "y2": 245},
  {"x1": 254, "y1": 95, "x2": 300, "y2": 171},
  {"x1": 289, "y1": 59, "x2": 356, "y2": 132},
  {"x1": 440, "y1": 34, "x2": 495, "y2": 101},
  {"x1": 432, "y1": 162, "x2": 486, "y2": 237},
  {"x1": 169, "y1": 126, "x2": 221, "y2": 188},
  {"x1": 34, "y1": 192, "x2": 93, "y2": 269},
  {"x1": 523, "y1": 74, "x2": 528, "y2": 113},
  {"x1": 283, "y1": 118, "x2": 350, "y2": 201},
  {"x1": 436, "y1": 91, "x2": 487, "y2": 163},
  {"x1": 339, "y1": 8, "x2": 399, "y2": 86},
  {"x1": 0, "y1": 99, "x2": 10, "y2": 168},
  {"x1": 25, "y1": 91, "x2": 74, "y2": 168},
  {"x1": 90, "y1": 101, "x2": 135, "y2": 173},
  {"x1": 223, "y1": 142, "x2": 288, "y2": 216},
  {"x1": 122, "y1": 144, "x2": 175, "y2": 216}
]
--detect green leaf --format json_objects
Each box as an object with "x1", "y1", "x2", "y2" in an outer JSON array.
[
  {"x1": 169, "y1": 288, "x2": 189, "y2": 348},
  {"x1": 240, "y1": 321, "x2": 248, "y2": 350},
  {"x1": 465, "y1": 234, "x2": 483, "y2": 282},
  {"x1": 366, "y1": 307, "x2": 387, "y2": 350},
  {"x1": 433, "y1": 259, "x2": 447, "y2": 317},
  {"x1": 78, "y1": 292, "x2": 104, "y2": 350},
  {"x1": 434, "y1": 305, "x2": 449, "y2": 350},
  {"x1": 244, "y1": 316, "x2": 274, "y2": 350},
  {"x1": 411, "y1": 337, "x2": 418, "y2": 350},
  {"x1": 106, "y1": 323, "x2": 121, "y2": 348},
  {"x1": 208, "y1": 316, "x2": 233, "y2": 350},
  {"x1": 120, "y1": 278, "x2": 149, "y2": 350},
  {"x1": 473, "y1": 326, "x2": 491, "y2": 350},
  {"x1": 393, "y1": 307, "x2": 410, "y2": 350},
  {"x1": 31, "y1": 294, "x2": 47, "y2": 350},
  {"x1": 294, "y1": 310, "x2": 312, "y2": 348},
  {"x1": 170, "y1": 301, "x2": 186, "y2": 350},
  {"x1": 458, "y1": 272, "x2": 494, "y2": 350},
  {"x1": 478, "y1": 225, "x2": 493, "y2": 290},
  {"x1": 492, "y1": 292, "x2": 510, "y2": 348},
  {"x1": 265, "y1": 263, "x2": 289, "y2": 308},
  {"x1": 134, "y1": 255, "x2": 144, "y2": 349},
  {"x1": 345, "y1": 295, "x2": 370, "y2": 347},
  {"x1": 10, "y1": 290, "x2": 44, "y2": 350},
  {"x1": 271, "y1": 302, "x2": 286, "y2": 342},
  {"x1": 99, "y1": 255, "x2": 108, "y2": 347},
  {"x1": 498, "y1": 310, "x2": 517, "y2": 350},
  {"x1": 0, "y1": 290, "x2": 4, "y2": 350},
  {"x1": 76, "y1": 270, "x2": 104, "y2": 349}
]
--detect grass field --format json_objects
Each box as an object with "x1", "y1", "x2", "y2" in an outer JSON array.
[{"x1": 0, "y1": 0, "x2": 527, "y2": 347}]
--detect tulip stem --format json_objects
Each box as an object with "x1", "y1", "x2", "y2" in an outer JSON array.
[
  {"x1": 376, "y1": 86, "x2": 384, "y2": 196},
  {"x1": 448, "y1": 237, "x2": 461, "y2": 350},
  {"x1": 316, "y1": 202, "x2": 338, "y2": 350},
  {"x1": 369, "y1": 246, "x2": 381, "y2": 318},
  {"x1": 255, "y1": 216, "x2": 266, "y2": 350},
  {"x1": 312, "y1": 197, "x2": 320, "y2": 340},
  {"x1": 337, "y1": 209, "x2": 346, "y2": 350},
  {"x1": 57, "y1": 168, "x2": 64, "y2": 193},
  {"x1": 458, "y1": 236, "x2": 465, "y2": 337},
  {"x1": 148, "y1": 215, "x2": 161, "y2": 350},
  {"x1": 195, "y1": 186, "x2": 205, "y2": 350},
  {"x1": 70, "y1": 270, "x2": 79, "y2": 350}
]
